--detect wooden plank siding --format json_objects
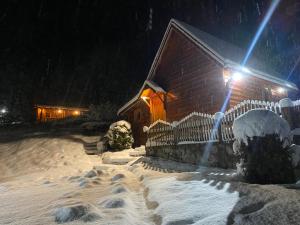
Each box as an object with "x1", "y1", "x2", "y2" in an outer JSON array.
[
  {"x1": 152, "y1": 29, "x2": 226, "y2": 122},
  {"x1": 123, "y1": 100, "x2": 151, "y2": 147},
  {"x1": 229, "y1": 71, "x2": 288, "y2": 108}
]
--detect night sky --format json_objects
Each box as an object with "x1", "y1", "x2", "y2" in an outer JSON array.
[{"x1": 1, "y1": 0, "x2": 300, "y2": 120}]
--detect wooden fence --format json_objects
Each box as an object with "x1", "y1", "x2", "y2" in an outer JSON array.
[{"x1": 145, "y1": 99, "x2": 300, "y2": 147}]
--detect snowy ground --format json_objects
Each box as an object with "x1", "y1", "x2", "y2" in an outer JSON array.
[{"x1": 0, "y1": 132, "x2": 300, "y2": 225}]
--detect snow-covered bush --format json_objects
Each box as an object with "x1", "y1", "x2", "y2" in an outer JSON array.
[
  {"x1": 233, "y1": 109, "x2": 295, "y2": 184},
  {"x1": 104, "y1": 120, "x2": 134, "y2": 150}
]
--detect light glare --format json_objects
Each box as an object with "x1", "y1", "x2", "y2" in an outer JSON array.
[
  {"x1": 241, "y1": 67, "x2": 251, "y2": 73},
  {"x1": 277, "y1": 87, "x2": 285, "y2": 94},
  {"x1": 232, "y1": 72, "x2": 243, "y2": 81}
]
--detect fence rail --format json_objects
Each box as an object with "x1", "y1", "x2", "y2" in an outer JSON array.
[{"x1": 145, "y1": 98, "x2": 300, "y2": 147}]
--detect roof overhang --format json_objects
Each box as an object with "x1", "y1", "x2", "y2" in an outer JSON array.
[
  {"x1": 117, "y1": 80, "x2": 166, "y2": 115},
  {"x1": 225, "y1": 61, "x2": 298, "y2": 91},
  {"x1": 35, "y1": 105, "x2": 89, "y2": 111}
]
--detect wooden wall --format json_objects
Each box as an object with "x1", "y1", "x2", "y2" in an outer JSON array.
[
  {"x1": 36, "y1": 107, "x2": 83, "y2": 122},
  {"x1": 123, "y1": 100, "x2": 150, "y2": 147},
  {"x1": 152, "y1": 29, "x2": 225, "y2": 122},
  {"x1": 229, "y1": 71, "x2": 288, "y2": 108}
]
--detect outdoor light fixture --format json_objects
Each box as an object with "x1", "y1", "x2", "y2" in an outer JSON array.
[
  {"x1": 73, "y1": 110, "x2": 80, "y2": 115},
  {"x1": 232, "y1": 72, "x2": 243, "y2": 81},
  {"x1": 57, "y1": 109, "x2": 62, "y2": 113},
  {"x1": 1, "y1": 108, "x2": 6, "y2": 114},
  {"x1": 277, "y1": 87, "x2": 285, "y2": 94}
]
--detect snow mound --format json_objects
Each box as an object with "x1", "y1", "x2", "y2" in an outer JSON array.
[
  {"x1": 233, "y1": 109, "x2": 291, "y2": 146},
  {"x1": 144, "y1": 177, "x2": 239, "y2": 225},
  {"x1": 54, "y1": 204, "x2": 89, "y2": 223},
  {"x1": 0, "y1": 136, "x2": 98, "y2": 179}
]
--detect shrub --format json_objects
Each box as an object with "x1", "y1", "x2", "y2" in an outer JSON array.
[
  {"x1": 104, "y1": 120, "x2": 134, "y2": 150},
  {"x1": 234, "y1": 134, "x2": 295, "y2": 184}
]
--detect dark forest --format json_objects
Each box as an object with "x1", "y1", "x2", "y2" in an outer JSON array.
[{"x1": 1, "y1": 0, "x2": 300, "y2": 120}]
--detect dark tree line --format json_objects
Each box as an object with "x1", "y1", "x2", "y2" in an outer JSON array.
[{"x1": 0, "y1": 0, "x2": 300, "y2": 121}]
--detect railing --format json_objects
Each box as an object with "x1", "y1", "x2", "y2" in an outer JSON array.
[
  {"x1": 145, "y1": 98, "x2": 300, "y2": 147},
  {"x1": 221, "y1": 100, "x2": 281, "y2": 141},
  {"x1": 176, "y1": 112, "x2": 218, "y2": 144},
  {"x1": 146, "y1": 120, "x2": 174, "y2": 147}
]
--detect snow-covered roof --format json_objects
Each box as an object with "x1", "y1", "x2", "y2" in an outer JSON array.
[
  {"x1": 118, "y1": 19, "x2": 298, "y2": 115},
  {"x1": 117, "y1": 80, "x2": 165, "y2": 115}
]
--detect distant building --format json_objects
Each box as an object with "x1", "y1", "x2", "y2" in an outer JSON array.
[
  {"x1": 35, "y1": 105, "x2": 89, "y2": 122},
  {"x1": 117, "y1": 19, "x2": 299, "y2": 146}
]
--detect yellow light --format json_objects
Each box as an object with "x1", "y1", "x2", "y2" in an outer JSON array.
[
  {"x1": 57, "y1": 109, "x2": 62, "y2": 113},
  {"x1": 141, "y1": 96, "x2": 149, "y2": 101},
  {"x1": 73, "y1": 110, "x2": 80, "y2": 115}
]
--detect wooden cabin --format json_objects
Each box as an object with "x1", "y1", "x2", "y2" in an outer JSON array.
[
  {"x1": 118, "y1": 19, "x2": 299, "y2": 146},
  {"x1": 35, "y1": 105, "x2": 88, "y2": 122}
]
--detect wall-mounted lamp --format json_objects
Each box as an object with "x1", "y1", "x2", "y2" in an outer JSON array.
[{"x1": 277, "y1": 87, "x2": 285, "y2": 94}]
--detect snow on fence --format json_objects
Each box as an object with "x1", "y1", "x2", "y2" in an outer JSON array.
[
  {"x1": 175, "y1": 112, "x2": 218, "y2": 144},
  {"x1": 293, "y1": 100, "x2": 300, "y2": 112},
  {"x1": 146, "y1": 113, "x2": 218, "y2": 147},
  {"x1": 145, "y1": 99, "x2": 300, "y2": 147},
  {"x1": 146, "y1": 120, "x2": 175, "y2": 147},
  {"x1": 221, "y1": 100, "x2": 281, "y2": 141}
]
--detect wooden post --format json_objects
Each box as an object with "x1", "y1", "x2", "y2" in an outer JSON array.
[
  {"x1": 214, "y1": 112, "x2": 224, "y2": 143},
  {"x1": 172, "y1": 121, "x2": 178, "y2": 145},
  {"x1": 279, "y1": 98, "x2": 295, "y2": 129}
]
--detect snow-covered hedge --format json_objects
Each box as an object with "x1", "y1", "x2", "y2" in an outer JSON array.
[
  {"x1": 104, "y1": 120, "x2": 134, "y2": 150},
  {"x1": 233, "y1": 109, "x2": 295, "y2": 184},
  {"x1": 233, "y1": 109, "x2": 292, "y2": 148}
]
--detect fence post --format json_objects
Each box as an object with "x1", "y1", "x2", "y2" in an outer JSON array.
[
  {"x1": 279, "y1": 98, "x2": 295, "y2": 129},
  {"x1": 214, "y1": 112, "x2": 224, "y2": 143},
  {"x1": 172, "y1": 121, "x2": 178, "y2": 145}
]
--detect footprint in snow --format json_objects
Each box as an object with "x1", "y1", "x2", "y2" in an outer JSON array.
[
  {"x1": 111, "y1": 174, "x2": 125, "y2": 182},
  {"x1": 101, "y1": 198, "x2": 125, "y2": 208},
  {"x1": 111, "y1": 184, "x2": 127, "y2": 194}
]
